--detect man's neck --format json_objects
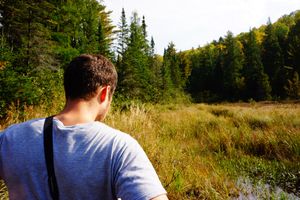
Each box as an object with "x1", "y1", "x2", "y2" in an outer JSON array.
[{"x1": 55, "y1": 99, "x2": 99, "y2": 126}]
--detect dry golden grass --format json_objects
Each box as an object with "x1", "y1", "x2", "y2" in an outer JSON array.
[
  {"x1": 106, "y1": 103, "x2": 300, "y2": 199},
  {"x1": 1, "y1": 102, "x2": 300, "y2": 199}
]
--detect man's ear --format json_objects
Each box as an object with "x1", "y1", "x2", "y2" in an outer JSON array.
[{"x1": 100, "y1": 86, "x2": 110, "y2": 102}]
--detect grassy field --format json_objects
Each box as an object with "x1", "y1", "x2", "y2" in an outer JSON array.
[{"x1": 0, "y1": 102, "x2": 300, "y2": 199}]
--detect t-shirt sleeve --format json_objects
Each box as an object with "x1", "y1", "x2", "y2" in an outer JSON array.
[{"x1": 113, "y1": 135, "x2": 166, "y2": 200}]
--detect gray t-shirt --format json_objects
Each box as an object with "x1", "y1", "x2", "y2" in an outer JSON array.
[{"x1": 0, "y1": 118, "x2": 166, "y2": 200}]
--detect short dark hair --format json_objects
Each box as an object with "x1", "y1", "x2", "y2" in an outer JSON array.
[{"x1": 64, "y1": 54, "x2": 117, "y2": 100}]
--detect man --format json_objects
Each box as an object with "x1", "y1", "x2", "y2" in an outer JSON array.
[{"x1": 0, "y1": 54, "x2": 168, "y2": 200}]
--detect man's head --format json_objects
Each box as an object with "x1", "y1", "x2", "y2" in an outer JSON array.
[{"x1": 64, "y1": 54, "x2": 117, "y2": 101}]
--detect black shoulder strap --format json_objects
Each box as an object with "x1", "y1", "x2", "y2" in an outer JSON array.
[{"x1": 43, "y1": 116, "x2": 60, "y2": 200}]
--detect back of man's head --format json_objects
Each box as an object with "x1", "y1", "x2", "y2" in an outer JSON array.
[{"x1": 64, "y1": 54, "x2": 117, "y2": 101}]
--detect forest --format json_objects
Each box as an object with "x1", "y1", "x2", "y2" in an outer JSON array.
[{"x1": 0, "y1": 0, "x2": 300, "y2": 116}]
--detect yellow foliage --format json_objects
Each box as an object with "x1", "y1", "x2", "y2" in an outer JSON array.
[{"x1": 0, "y1": 61, "x2": 8, "y2": 70}]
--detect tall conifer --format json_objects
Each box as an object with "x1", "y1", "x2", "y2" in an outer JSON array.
[
  {"x1": 223, "y1": 31, "x2": 245, "y2": 99},
  {"x1": 243, "y1": 29, "x2": 271, "y2": 100},
  {"x1": 262, "y1": 19, "x2": 285, "y2": 97}
]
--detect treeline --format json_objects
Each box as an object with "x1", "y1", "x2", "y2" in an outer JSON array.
[
  {"x1": 0, "y1": 1, "x2": 300, "y2": 117},
  {"x1": 115, "y1": 9, "x2": 300, "y2": 103},
  {"x1": 186, "y1": 12, "x2": 300, "y2": 102},
  {"x1": 0, "y1": 1, "x2": 189, "y2": 118}
]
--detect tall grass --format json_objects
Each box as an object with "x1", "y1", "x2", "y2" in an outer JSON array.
[
  {"x1": 1, "y1": 102, "x2": 299, "y2": 199},
  {"x1": 106, "y1": 103, "x2": 300, "y2": 199}
]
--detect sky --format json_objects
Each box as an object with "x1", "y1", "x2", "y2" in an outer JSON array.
[{"x1": 103, "y1": 0, "x2": 300, "y2": 55}]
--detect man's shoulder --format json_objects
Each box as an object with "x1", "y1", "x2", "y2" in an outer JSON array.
[
  {"x1": 101, "y1": 122, "x2": 136, "y2": 140},
  {"x1": 97, "y1": 122, "x2": 139, "y2": 150},
  {"x1": 1, "y1": 118, "x2": 45, "y2": 137}
]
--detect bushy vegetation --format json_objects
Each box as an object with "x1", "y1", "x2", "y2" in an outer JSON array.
[
  {"x1": 0, "y1": 0, "x2": 114, "y2": 117},
  {"x1": 1, "y1": 102, "x2": 299, "y2": 199}
]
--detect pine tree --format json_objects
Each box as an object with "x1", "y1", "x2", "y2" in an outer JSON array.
[
  {"x1": 50, "y1": 0, "x2": 114, "y2": 64},
  {"x1": 162, "y1": 42, "x2": 183, "y2": 97},
  {"x1": 187, "y1": 44, "x2": 221, "y2": 101},
  {"x1": 178, "y1": 51, "x2": 191, "y2": 87},
  {"x1": 262, "y1": 19, "x2": 285, "y2": 98},
  {"x1": 97, "y1": 5, "x2": 114, "y2": 57},
  {"x1": 120, "y1": 12, "x2": 152, "y2": 101},
  {"x1": 187, "y1": 48, "x2": 202, "y2": 98},
  {"x1": 115, "y1": 8, "x2": 129, "y2": 90},
  {"x1": 117, "y1": 8, "x2": 129, "y2": 57},
  {"x1": 147, "y1": 36, "x2": 162, "y2": 101},
  {"x1": 287, "y1": 18, "x2": 300, "y2": 76},
  {"x1": 142, "y1": 16, "x2": 147, "y2": 38},
  {"x1": 212, "y1": 38, "x2": 226, "y2": 96},
  {"x1": 243, "y1": 29, "x2": 271, "y2": 100},
  {"x1": 150, "y1": 36, "x2": 155, "y2": 57},
  {"x1": 2, "y1": 0, "x2": 56, "y2": 72},
  {"x1": 223, "y1": 31, "x2": 245, "y2": 100},
  {"x1": 161, "y1": 48, "x2": 173, "y2": 96}
]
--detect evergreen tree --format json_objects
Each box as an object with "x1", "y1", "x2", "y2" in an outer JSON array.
[
  {"x1": 188, "y1": 44, "x2": 221, "y2": 101},
  {"x1": 117, "y1": 8, "x2": 129, "y2": 57},
  {"x1": 187, "y1": 48, "x2": 202, "y2": 99},
  {"x1": 150, "y1": 36, "x2": 155, "y2": 57},
  {"x1": 262, "y1": 19, "x2": 285, "y2": 98},
  {"x1": 2, "y1": 0, "x2": 56, "y2": 72},
  {"x1": 178, "y1": 51, "x2": 191, "y2": 87},
  {"x1": 120, "y1": 12, "x2": 152, "y2": 101},
  {"x1": 97, "y1": 6, "x2": 115, "y2": 57},
  {"x1": 115, "y1": 8, "x2": 129, "y2": 93},
  {"x1": 162, "y1": 42, "x2": 183, "y2": 97},
  {"x1": 161, "y1": 48, "x2": 173, "y2": 97},
  {"x1": 142, "y1": 16, "x2": 147, "y2": 38},
  {"x1": 51, "y1": 0, "x2": 114, "y2": 64},
  {"x1": 284, "y1": 71, "x2": 300, "y2": 99},
  {"x1": 147, "y1": 36, "x2": 162, "y2": 101},
  {"x1": 243, "y1": 29, "x2": 271, "y2": 100},
  {"x1": 223, "y1": 31, "x2": 245, "y2": 99},
  {"x1": 212, "y1": 38, "x2": 226, "y2": 97},
  {"x1": 287, "y1": 18, "x2": 300, "y2": 76}
]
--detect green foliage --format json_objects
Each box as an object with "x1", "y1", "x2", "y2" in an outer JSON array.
[
  {"x1": 187, "y1": 45, "x2": 221, "y2": 102},
  {"x1": 223, "y1": 31, "x2": 245, "y2": 99},
  {"x1": 262, "y1": 19, "x2": 286, "y2": 98},
  {"x1": 116, "y1": 8, "x2": 129, "y2": 56},
  {"x1": 285, "y1": 72, "x2": 300, "y2": 99},
  {"x1": 162, "y1": 43, "x2": 181, "y2": 95},
  {"x1": 118, "y1": 12, "x2": 152, "y2": 101},
  {"x1": 243, "y1": 29, "x2": 271, "y2": 101},
  {"x1": 2, "y1": 0, "x2": 56, "y2": 72},
  {"x1": 186, "y1": 11, "x2": 300, "y2": 102},
  {"x1": 287, "y1": 17, "x2": 300, "y2": 76},
  {"x1": 0, "y1": 0, "x2": 114, "y2": 117},
  {"x1": 114, "y1": 10, "x2": 188, "y2": 103},
  {"x1": 0, "y1": 63, "x2": 63, "y2": 117}
]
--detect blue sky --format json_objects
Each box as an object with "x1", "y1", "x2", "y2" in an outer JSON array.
[{"x1": 103, "y1": 0, "x2": 300, "y2": 54}]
